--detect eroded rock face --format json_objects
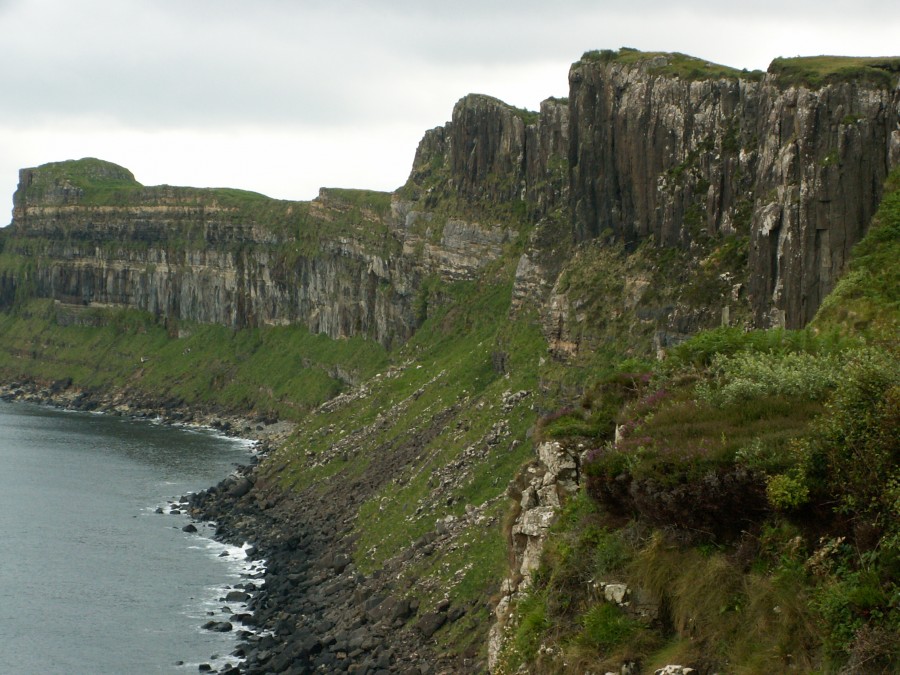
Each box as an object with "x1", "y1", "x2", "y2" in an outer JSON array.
[
  {"x1": 568, "y1": 56, "x2": 900, "y2": 328},
  {"x1": 447, "y1": 94, "x2": 528, "y2": 205},
  {"x1": 402, "y1": 93, "x2": 570, "y2": 227},
  {"x1": 748, "y1": 82, "x2": 898, "y2": 326},
  {"x1": 3, "y1": 52, "x2": 897, "y2": 350},
  {"x1": 488, "y1": 441, "x2": 581, "y2": 671},
  {"x1": 5, "y1": 195, "x2": 416, "y2": 346},
  {"x1": 3, "y1": 162, "x2": 527, "y2": 346}
]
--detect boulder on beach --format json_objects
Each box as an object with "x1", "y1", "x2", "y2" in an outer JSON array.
[
  {"x1": 228, "y1": 477, "x2": 253, "y2": 499},
  {"x1": 225, "y1": 590, "x2": 250, "y2": 603}
]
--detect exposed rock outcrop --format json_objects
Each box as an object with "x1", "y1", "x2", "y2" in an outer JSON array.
[
  {"x1": 402, "y1": 94, "x2": 569, "y2": 219},
  {"x1": 2, "y1": 162, "x2": 522, "y2": 347},
  {"x1": 568, "y1": 52, "x2": 900, "y2": 327},
  {"x1": 488, "y1": 441, "x2": 581, "y2": 671},
  {"x1": 4, "y1": 52, "x2": 896, "y2": 346}
]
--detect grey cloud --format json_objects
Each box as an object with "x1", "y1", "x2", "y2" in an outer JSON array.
[
  {"x1": 0, "y1": 0, "x2": 576, "y2": 129},
  {"x1": 1, "y1": 0, "x2": 897, "y2": 132},
  {"x1": 1, "y1": 3, "x2": 408, "y2": 127}
]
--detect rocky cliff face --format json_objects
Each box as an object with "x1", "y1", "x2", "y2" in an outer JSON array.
[
  {"x1": 567, "y1": 51, "x2": 900, "y2": 327},
  {"x1": 5, "y1": 183, "x2": 413, "y2": 347},
  {"x1": 3, "y1": 158, "x2": 524, "y2": 347},
  {"x1": 3, "y1": 51, "x2": 898, "y2": 347},
  {"x1": 401, "y1": 94, "x2": 569, "y2": 220},
  {"x1": 403, "y1": 52, "x2": 898, "y2": 345}
]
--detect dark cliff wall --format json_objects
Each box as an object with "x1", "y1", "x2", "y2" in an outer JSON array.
[
  {"x1": 405, "y1": 54, "x2": 899, "y2": 333},
  {"x1": 4, "y1": 174, "x2": 420, "y2": 347},
  {"x1": 3, "y1": 52, "x2": 898, "y2": 346},
  {"x1": 401, "y1": 93, "x2": 569, "y2": 224},
  {"x1": 567, "y1": 52, "x2": 900, "y2": 327},
  {"x1": 568, "y1": 57, "x2": 760, "y2": 246},
  {"x1": 749, "y1": 81, "x2": 900, "y2": 326}
]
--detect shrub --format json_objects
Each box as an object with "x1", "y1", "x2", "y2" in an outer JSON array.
[
  {"x1": 734, "y1": 437, "x2": 787, "y2": 472},
  {"x1": 579, "y1": 603, "x2": 637, "y2": 650},
  {"x1": 811, "y1": 348, "x2": 899, "y2": 525},
  {"x1": 812, "y1": 569, "x2": 896, "y2": 659},
  {"x1": 697, "y1": 350, "x2": 841, "y2": 406},
  {"x1": 766, "y1": 471, "x2": 810, "y2": 510},
  {"x1": 593, "y1": 530, "x2": 630, "y2": 576},
  {"x1": 667, "y1": 326, "x2": 854, "y2": 370}
]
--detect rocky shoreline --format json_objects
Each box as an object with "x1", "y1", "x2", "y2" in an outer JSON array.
[
  {"x1": 0, "y1": 377, "x2": 295, "y2": 446},
  {"x1": 0, "y1": 378, "x2": 476, "y2": 674},
  {"x1": 184, "y1": 434, "x2": 485, "y2": 674}
]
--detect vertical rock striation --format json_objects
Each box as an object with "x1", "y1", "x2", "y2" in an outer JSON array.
[
  {"x1": 749, "y1": 81, "x2": 899, "y2": 326},
  {"x1": 4, "y1": 179, "x2": 417, "y2": 347},
  {"x1": 567, "y1": 51, "x2": 900, "y2": 327},
  {"x1": 2, "y1": 51, "x2": 898, "y2": 347}
]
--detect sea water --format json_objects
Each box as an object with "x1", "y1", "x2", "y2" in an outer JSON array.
[{"x1": 0, "y1": 400, "x2": 258, "y2": 673}]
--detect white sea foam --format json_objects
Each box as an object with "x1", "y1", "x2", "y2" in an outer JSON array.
[{"x1": 171, "y1": 536, "x2": 268, "y2": 672}]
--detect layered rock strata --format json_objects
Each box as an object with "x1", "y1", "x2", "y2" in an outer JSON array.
[
  {"x1": 4, "y1": 53, "x2": 897, "y2": 345},
  {"x1": 567, "y1": 54, "x2": 900, "y2": 327},
  {"x1": 3, "y1": 165, "x2": 519, "y2": 347}
]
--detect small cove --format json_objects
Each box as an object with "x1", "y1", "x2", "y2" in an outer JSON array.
[{"x1": 0, "y1": 400, "x2": 256, "y2": 673}]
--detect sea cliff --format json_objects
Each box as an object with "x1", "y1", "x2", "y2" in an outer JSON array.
[
  {"x1": 4, "y1": 52, "x2": 898, "y2": 347},
  {"x1": 0, "y1": 49, "x2": 898, "y2": 674}
]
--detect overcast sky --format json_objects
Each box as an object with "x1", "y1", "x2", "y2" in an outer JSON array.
[{"x1": 2, "y1": 0, "x2": 898, "y2": 221}]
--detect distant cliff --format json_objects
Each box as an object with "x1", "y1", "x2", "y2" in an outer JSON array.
[
  {"x1": 2, "y1": 160, "x2": 517, "y2": 348},
  {"x1": 2, "y1": 50, "x2": 898, "y2": 347}
]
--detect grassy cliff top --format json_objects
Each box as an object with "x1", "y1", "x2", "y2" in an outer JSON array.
[
  {"x1": 17, "y1": 157, "x2": 273, "y2": 209},
  {"x1": 19, "y1": 158, "x2": 141, "y2": 203},
  {"x1": 768, "y1": 55, "x2": 900, "y2": 88},
  {"x1": 12, "y1": 158, "x2": 397, "y2": 256},
  {"x1": 575, "y1": 47, "x2": 764, "y2": 81},
  {"x1": 574, "y1": 48, "x2": 900, "y2": 89},
  {"x1": 19, "y1": 158, "x2": 395, "y2": 215}
]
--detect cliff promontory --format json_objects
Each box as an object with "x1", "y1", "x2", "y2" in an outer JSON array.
[
  {"x1": 0, "y1": 49, "x2": 898, "y2": 675},
  {"x1": 4, "y1": 51, "x2": 898, "y2": 348}
]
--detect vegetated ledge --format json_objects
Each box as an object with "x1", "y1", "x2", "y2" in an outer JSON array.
[
  {"x1": 768, "y1": 54, "x2": 900, "y2": 89},
  {"x1": 12, "y1": 156, "x2": 274, "y2": 212},
  {"x1": 574, "y1": 47, "x2": 765, "y2": 80},
  {"x1": 573, "y1": 47, "x2": 900, "y2": 88}
]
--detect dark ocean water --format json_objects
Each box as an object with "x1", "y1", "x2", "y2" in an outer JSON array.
[{"x1": 0, "y1": 401, "x2": 259, "y2": 674}]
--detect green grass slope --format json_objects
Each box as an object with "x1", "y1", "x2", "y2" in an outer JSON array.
[
  {"x1": 0, "y1": 301, "x2": 388, "y2": 420},
  {"x1": 257, "y1": 266, "x2": 549, "y2": 658},
  {"x1": 494, "y1": 170, "x2": 900, "y2": 674}
]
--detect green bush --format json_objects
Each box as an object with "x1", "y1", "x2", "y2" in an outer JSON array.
[
  {"x1": 579, "y1": 603, "x2": 637, "y2": 650},
  {"x1": 811, "y1": 348, "x2": 899, "y2": 523},
  {"x1": 813, "y1": 568, "x2": 896, "y2": 659},
  {"x1": 734, "y1": 437, "x2": 787, "y2": 472},
  {"x1": 593, "y1": 531, "x2": 630, "y2": 576},
  {"x1": 539, "y1": 409, "x2": 615, "y2": 441},
  {"x1": 667, "y1": 326, "x2": 854, "y2": 369},
  {"x1": 766, "y1": 472, "x2": 810, "y2": 510},
  {"x1": 697, "y1": 350, "x2": 841, "y2": 406}
]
